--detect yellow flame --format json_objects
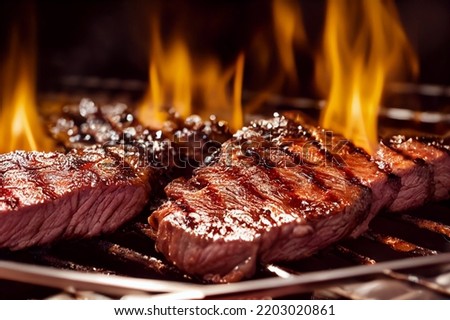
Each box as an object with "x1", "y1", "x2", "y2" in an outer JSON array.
[
  {"x1": 317, "y1": 0, "x2": 418, "y2": 153},
  {"x1": 138, "y1": 0, "x2": 307, "y2": 130},
  {"x1": 245, "y1": 0, "x2": 307, "y2": 114},
  {"x1": 272, "y1": 0, "x2": 306, "y2": 87},
  {"x1": 0, "y1": 16, "x2": 54, "y2": 153},
  {"x1": 138, "y1": 16, "x2": 244, "y2": 131}
]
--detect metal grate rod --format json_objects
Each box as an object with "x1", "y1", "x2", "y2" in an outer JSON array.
[
  {"x1": 363, "y1": 230, "x2": 438, "y2": 256},
  {"x1": 398, "y1": 214, "x2": 450, "y2": 238}
]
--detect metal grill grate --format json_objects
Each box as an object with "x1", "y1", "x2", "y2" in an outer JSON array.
[{"x1": 1, "y1": 200, "x2": 450, "y2": 299}]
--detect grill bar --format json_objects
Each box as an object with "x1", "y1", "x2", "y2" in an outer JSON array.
[
  {"x1": 91, "y1": 240, "x2": 185, "y2": 279},
  {"x1": 383, "y1": 269, "x2": 450, "y2": 296},
  {"x1": 363, "y1": 230, "x2": 438, "y2": 256},
  {"x1": 2, "y1": 253, "x2": 450, "y2": 299},
  {"x1": 263, "y1": 214, "x2": 450, "y2": 300},
  {"x1": 2, "y1": 204, "x2": 450, "y2": 299},
  {"x1": 398, "y1": 214, "x2": 450, "y2": 237},
  {"x1": 321, "y1": 245, "x2": 450, "y2": 298},
  {"x1": 31, "y1": 250, "x2": 117, "y2": 275},
  {"x1": 334, "y1": 245, "x2": 376, "y2": 265}
]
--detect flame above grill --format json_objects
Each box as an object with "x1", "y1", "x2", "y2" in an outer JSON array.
[
  {"x1": 137, "y1": 0, "x2": 307, "y2": 131},
  {"x1": 0, "y1": 1, "x2": 423, "y2": 154},
  {"x1": 0, "y1": 4, "x2": 54, "y2": 153},
  {"x1": 137, "y1": 11, "x2": 245, "y2": 131},
  {"x1": 316, "y1": 0, "x2": 418, "y2": 153}
]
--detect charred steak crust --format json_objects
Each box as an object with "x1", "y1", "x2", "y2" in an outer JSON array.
[
  {"x1": 0, "y1": 146, "x2": 151, "y2": 250},
  {"x1": 0, "y1": 99, "x2": 231, "y2": 252},
  {"x1": 45, "y1": 102, "x2": 450, "y2": 282}
]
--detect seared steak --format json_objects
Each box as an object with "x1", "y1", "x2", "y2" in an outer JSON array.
[
  {"x1": 292, "y1": 117, "x2": 400, "y2": 237},
  {"x1": 0, "y1": 99, "x2": 230, "y2": 251},
  {"x1": 150, "y1": 116, "x2": 374, "y2": 282},
  {"x1": 150, "y1": 114, "x2": 450, "y2": 282},
  {"x1": 388, "y1": 136, "x2": 450, "y2": 201},
  {"x1": 0, "y1": 146, "x2": 151, "y2": 250},
  {"x1": 376, "y1": 140, "x2": 433, "y2": 211},
  {"x1": 49, "y1": 99, "x2": 231, "y2": 171}
]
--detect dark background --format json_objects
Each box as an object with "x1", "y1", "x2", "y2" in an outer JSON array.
[{"x1": 1, "y1": 0, "x2": 450, "y2": 98}]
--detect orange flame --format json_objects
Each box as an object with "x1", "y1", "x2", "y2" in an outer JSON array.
[
  {"x1": 316, "y1": 0, "x2": 418, "y2": 153},
  {"x1": 246, "y1": 0, "x2": 307, "y2": 112},
  {"x1": 138, "y1": 16, "x2": 244, "y2": 131},
  {"x1": 272, "y1": 0, "x2": 306, "y2": 87},
  {"x1": 0, "y1": 10, "x2": 54, "y2": 153},
  {"x1": 139, "y1": 0, "x2": 308, "y2": 130}
]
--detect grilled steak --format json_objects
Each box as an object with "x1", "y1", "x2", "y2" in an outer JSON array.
[
  {"x1": 150, "y1": 114, "x2": 450, "y2": 282},
  {"x1": 150, "y1": 115, "x2": 375, "y2": 282},
  {"x1": 0, "y1": 99, "x2": 231, "y2": 251},
  {"x1": 49, "y1": 99, "x2": 231, "y2": 172},
  {"x1": 294, "y1": 118, "x2": 400, "y2": 237},
  {"x1": 0, "y1": 146, "x2": 151, "y2": 250},
  {"x1": 388, "y1": 136, "x2": 450, "y2": 201},
  {"x1": 376, "y1": 140, "x2": 433, "y2": 211}
]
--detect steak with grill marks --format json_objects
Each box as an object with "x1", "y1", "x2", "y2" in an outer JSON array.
[
  {"x1": 0, "y1": 99, "x2": 231, "y2": 251},
  {"x1": 150, "y1": 116, "x2": 375, "y2": 282},
  {"x1": 0, "y1": 146, "x2": 151, "y2": 250},
  {"x1": 150, "y1": 114, "x2": 450, "y2": 283},
  {"x1": 281, "y1": 114, "x2": 400, "y2": 237},
  {"x1": 49, "y1": 99, "x2": 231, "y2": 174},
  {"x1": 376, "y1": 140, "x2": 433, "y2": 211},
  {"x1": 388, "y1": 136, "x2": 450, "y2": 201}
]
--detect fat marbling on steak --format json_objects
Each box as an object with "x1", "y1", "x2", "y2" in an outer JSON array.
[
  {"x1": 0, "y1": 146, "x2": 151, "y2": 250},
  {"x1": 149, "y1": 114, "x2": 450, "y2": 283}
]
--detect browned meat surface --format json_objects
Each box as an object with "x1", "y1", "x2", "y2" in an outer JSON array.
[
  {"x1": 286, "y1": 115, "x2": 400, "y2": 237},
  {"x1": 311, "y1": 128, "x2": 399, "y2": 216},
  {"x1": 388, "y1": 136, "x2": 450, "y2": 201},
  {"x1": 48, "y1": 99, "x2": 231, "y2": 172},
  {"x1": 376, "y1": 140, "x2": 433, "y2": 211},
  {"x1": 150, "y1": 114, "x2": 450, "y2": 283},
  {"x1": 0, "y1": 146, "x2": 151, "y2": 250},
  {"x1": 0, "y1": 99, "x2": 230, "y2": 251},
  {"x1": 35, "y1": 103, "x2": 450, "y2": 281}
]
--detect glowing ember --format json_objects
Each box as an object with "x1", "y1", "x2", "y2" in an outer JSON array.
[
  {"x1": 0, "y1": 11, "x2": 54, "y2": 153},
  {"x1": 316, "y1": 0, "x2": 418, "y2": 153}
]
